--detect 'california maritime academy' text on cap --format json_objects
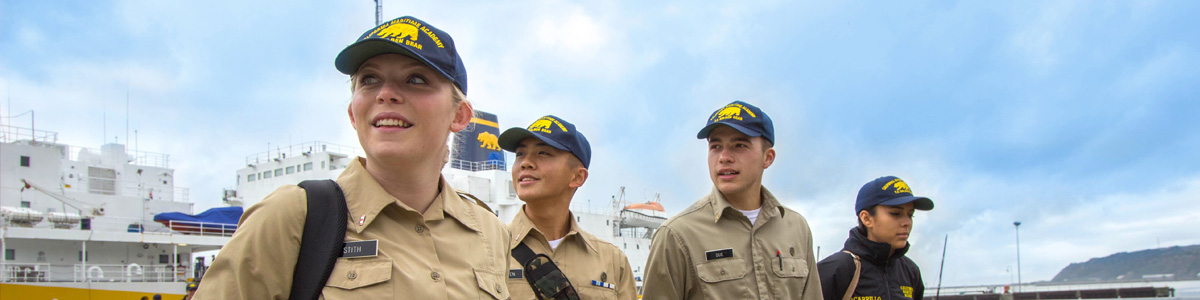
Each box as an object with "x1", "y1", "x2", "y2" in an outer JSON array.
[
  {"x1": 855, "y1": 176, "x2": 934, "y2": 213},
  {"x1": 335, "y1": 16, "x2": 468, "y2": 94},
  {"x1": 498, "y1": 115, "x2": 592, "y2": 168},
  {"x1": 696, "y1": 101, "x2": 775, "y2": 145}
]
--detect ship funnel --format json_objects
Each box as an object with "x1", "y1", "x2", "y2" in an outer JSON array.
[{"x1": 450, "y1": 110, "x2": 506, "y2": 171}]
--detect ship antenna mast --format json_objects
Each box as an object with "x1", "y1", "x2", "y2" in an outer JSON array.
[{"x1": 374, "y1": 0, "x2": 383, "y2": 25}]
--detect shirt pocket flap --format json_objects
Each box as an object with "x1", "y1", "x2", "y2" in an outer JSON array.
[
  {"x1": 696, "y1": 258, "x2": 748, "y2": 283},
  {"x1": 475, "y1": 268, "x2": 510, "y2": 299},
  {"x1": 325, "y1": 258, "x2": 392, "y2": 290},
  {"x1": 771, "y1": 257, "x2": 809, "y2": 278}
]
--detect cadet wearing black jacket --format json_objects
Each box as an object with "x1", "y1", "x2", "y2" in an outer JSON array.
[{"x1": 819, "y1": 176, "x2": 934, "y2": 300}]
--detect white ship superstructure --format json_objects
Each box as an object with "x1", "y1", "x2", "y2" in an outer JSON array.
[{"x1": 0, "y1": 124, "x2": 229, "y2": 299}]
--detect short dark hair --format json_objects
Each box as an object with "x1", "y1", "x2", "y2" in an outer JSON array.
[{"x1": 856, "y1": 205, "x2": 878, "y2": 234}]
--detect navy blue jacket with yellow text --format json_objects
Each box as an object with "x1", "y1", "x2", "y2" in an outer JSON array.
[{"x1": 818, "y1": 228, "x2": 926, "y2": 300}]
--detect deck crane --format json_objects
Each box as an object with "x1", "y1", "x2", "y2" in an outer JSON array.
[{"x1": 20, "y1": 179, "x2": 106, "y2": 216}]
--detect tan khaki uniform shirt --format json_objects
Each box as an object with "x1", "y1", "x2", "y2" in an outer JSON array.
[
  {"x1": 193, "y1": 158, "x2": 512, "y2": 300},
  {"x1": 506, "y1": 207, "x2": 637, "y2": 300},
  {"x1": 642, "y1": 187, "x2": 822, "y2": 300}
]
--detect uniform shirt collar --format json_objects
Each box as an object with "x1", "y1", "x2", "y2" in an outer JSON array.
[
  {"x1": 337, "y1": 157, "x2": 482, "y2": 234},
  {"x1": 707, "y1": 186, "x2": 785, "y2": 224},
  {"x1": 508, "y1": 205, "x2": 598, "y2": 253}
]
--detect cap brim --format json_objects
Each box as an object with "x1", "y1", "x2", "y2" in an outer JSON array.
[
  {"x1": 498, "y1": 128, "x2": 570, "y2": 153},
  {"x1": 696, "y1": 122, "x2": 764, "y2": 140},
  {"x1": 878, "y1": 195, "x2": 935, "y2": 211},
  {"x1": 334, "y1": 39, "x2": 455, "y2": 86}
]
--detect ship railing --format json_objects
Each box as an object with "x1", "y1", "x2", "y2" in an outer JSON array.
[
  {"x1": 245, "y1": 141, "x2": 360, "y2": 165},
  {"x1": 449, "y1": 159, "x2": 508, "y2": 172},
  {"x1": 0, "y1": 124, "x2": 59, "y2": 144},
  {"x1": 2, "y1": 263, "x2": 53, "y2": 282},
  {"x1": 71, "y1": 264, "x2": 188, "y2": 283},
  {"x1": 64, "y1": 145, "x2": 172, "y2": 169},
  {"x1": 162, "y1": 220, "x2": 238, "y2": 237}
]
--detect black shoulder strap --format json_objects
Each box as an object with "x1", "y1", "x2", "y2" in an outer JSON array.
[
  {"x1": 289, "y1": 180, "x2": 348, "y2": 300},
  {"x1": 511, "y1": 242, "x2": 538, "y2": 266},
  {"x1": 512, "y1": 241, "x2": 579, "y2": 300}
]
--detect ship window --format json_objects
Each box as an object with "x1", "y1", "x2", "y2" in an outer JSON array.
[
  {"x1": 577, "y1": 216, "x2": 581, "y2": 222},
  {"x1": 286, "y1": 166, "x2": 295, "y2": 174},
  {"x1": 79, "y1": 251, "x2": 89, "y2": 261},
  {"x1": 247, "y1": 174, "x2": 255, "y2": 182},
  {"x1": 507, "y1": 180, "x2": 516, "y2": 198},
  {"x1": 20, "y1": 156, "x2": 30, "y2": 167},
  {"x1": 20, "y1": 201, "x2": 30, "y2": 208},
  {"x1": 321, "y1": 161, "x2": 326, "y2": 169},
  {"x1": 274, "y1": 169, "x2": 283, "y2": 176},
  {"x1": 160, "y1": 254, "x2": 170, "y2": 264},
  {"x1": 5, "y1": 249, "x2": 13, "y2": 260},
  {"x1": 303, "y1": 162, "x2": 313, "y2": 171},
  {"x1": 263, "y1": 171, "x2": 272, "y2": 179}
]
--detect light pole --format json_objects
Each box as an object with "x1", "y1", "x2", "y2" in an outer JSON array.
[{"x1": 1014, "y1": 221, "x2": 1022, "y2": 293}]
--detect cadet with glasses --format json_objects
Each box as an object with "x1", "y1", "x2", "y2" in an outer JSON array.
[
  {"x1": 498, "y1": 115, "x2": 638, "y2": 300},
  {"x1": 818, "y1": 176, "x2": 934, "y2": 300},
  {"x1": 643, "y1": 101, "x2": 822, "y2": 300},
  {"x1": 193, "y1": 16, "x2": 511, "y2": 299}
]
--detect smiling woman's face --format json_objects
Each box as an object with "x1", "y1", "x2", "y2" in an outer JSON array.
[{"x1": 348, "y1": 53, "x2": 465, "y2": 165}]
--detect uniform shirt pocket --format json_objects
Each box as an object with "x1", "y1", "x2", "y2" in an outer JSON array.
[
  {"x1": 474, "y1": 268, "x2": 510, "y2": 300},
  {"x1": 769, "y1": 257, "x2": 809, "y2": 298},
  {"x1": 322, "y1": 257, "x2": 393, "y2": 298},
  {"x1": 696, "y1": 258, "x2": 751, "y2": 298},
  {"x1": 576, "y1": 284, "x2": 618, "y2": 300},
  {"x1": 696, "y1": 258, "x2": 748, "y2": 283},
  {"x1": 771, "y1": 257, "x2": 809, "y2": 278}
]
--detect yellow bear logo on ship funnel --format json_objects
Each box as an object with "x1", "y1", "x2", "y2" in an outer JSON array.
[{"x1": 477, "y1": 132, "x2": 501, "y2": 151}]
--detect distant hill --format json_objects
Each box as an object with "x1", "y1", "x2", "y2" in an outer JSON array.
[{"x1": 1052, "y1": 244, "x2": 1200, "y2": 282}]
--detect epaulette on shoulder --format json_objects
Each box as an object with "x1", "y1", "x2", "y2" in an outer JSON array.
[{"x1": 454, "y1": 189, "x2": 495, "y2": 215}]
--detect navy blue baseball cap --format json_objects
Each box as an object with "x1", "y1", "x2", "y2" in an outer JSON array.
[
  {"x1": 856, "y1": 176, "x2": 934, "y2": 213},
  {"x1": 335, "y1": 16, "x2": 468, "y2": 94},
  {"x1": 498, "y1": 115, "x2": 592, "y2": 168},
  {"x1": 696, "y1": 101, "x2": 775, "y2": 145}
]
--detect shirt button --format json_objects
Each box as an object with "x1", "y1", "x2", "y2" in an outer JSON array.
[
  {"x1": 415, "y1": 225, "x2": 425, "y2": 233},
  {"x1": 495, "y1": 283, "x2": 502, "y2": 292},
  {"x1": 348, "y1": 270, "x2": 357, "y2": 280},
  {"x1": 431, "y1": 271, "x2": 441, "y2": 281},
  {"x1": 719, "y1": 269, "x2": 727, "y2": 275}
]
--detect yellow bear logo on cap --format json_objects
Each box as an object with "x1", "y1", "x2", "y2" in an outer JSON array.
[
  {"x1": 377, "y1": 23, "x2": 419, "y2": 41},
  {"x1": 477, "y1": 132, "x2": 500, "y2": 151},
  {"x1": 528, "y1": 119, "x2": 553, "y2": 133},
  {"x1": 882, "y1": 178, "x2": 912, "y2": 194},
  {"x1": 527, "y1": 117, "x2": 569, "y2": 134},
  {"x1": 710, "y1": 103, "x2": 758, "y2": 122},
  {"x1": 718, "y1": 106, "x2": 741, "y2": 120}
]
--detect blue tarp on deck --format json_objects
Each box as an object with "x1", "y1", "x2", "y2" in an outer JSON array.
[{"x1": 153, "y1": 206, "x2": 242, "y2": 233}]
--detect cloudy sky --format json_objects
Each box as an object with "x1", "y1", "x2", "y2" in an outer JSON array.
[{"x1": 3, "y1": 0, "x2": 1198, "y2": 287}]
